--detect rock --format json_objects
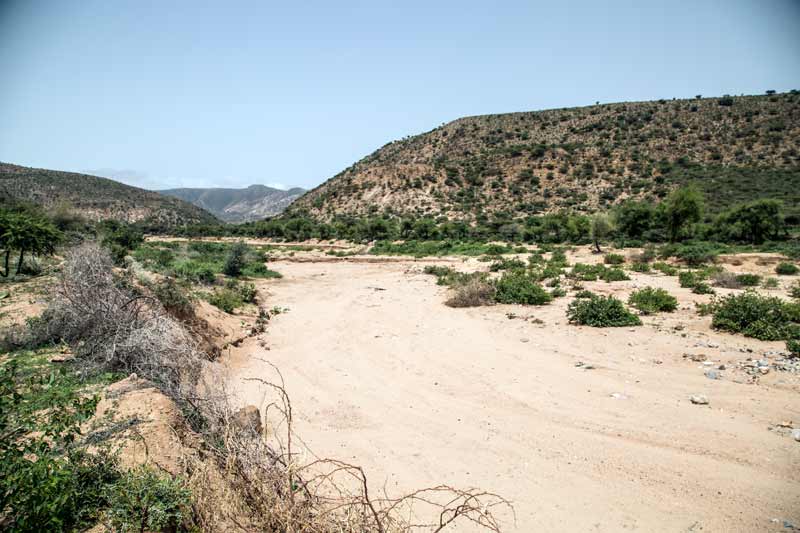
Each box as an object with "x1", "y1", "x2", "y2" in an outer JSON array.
[
  {"x1": 704, "y1": 370, "x2": 720, "y2": 380},
  {"x1": 707, "y1": 341, "x2": 720, "y2": 348},
  {"x1": 685, "y1": 353, "x2": 707, "y2": 362},
  {"x1": 718, "y1": 364, "x2": 726, "y2": 370},
  {"x1": 232, "y1": 405, "x2": 262, "y2": 435},
  {"x1": 583, "y1": 364, "x2": 595, "y2": 370},
  {"x1": 792, "y1": 429, "x2": 800, "y2": 442},
  {"x1": 520, "y1": 338, "x2": 530, "y2": 343},
  {"x1": 690, "y1": 395, "x2": 709, "y2": 405},
  {"x1": 610, "y1": 392, "x2": 627, "y2": 400}
]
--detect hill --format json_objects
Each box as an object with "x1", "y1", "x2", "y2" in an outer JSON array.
[
  {"x1": 290, "y1": 92, "x2": 800, "y2": 220},
  {"x1": 0, "y1": 162, "x2": 218, "y2": 227},
  {"x1": 160, "y1": 184, "x2": 305, "y2": 222}
]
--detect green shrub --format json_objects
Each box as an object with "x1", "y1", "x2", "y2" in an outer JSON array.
[
  {"x1": 105, "y1": 465, "x2": 191, "y2": 533},
  {"x1": 0, "y1": 358, "x2": 120, "y2": 532},
  {"x1": 604, "y1": 253, "x2": 624, "y2": 265},
  {"x1": 549, "y1": 249, "x2": 569, "y2": 267},
  {"x1": 735, "y1": 274, "x2": 761, "y2": 287},
  {"x1": 628, "y1": 287, "x2": 678, "y2": 314},
  {"x1": 630, "y1": 262, "x2": 651, "y2": 273},
  {"x1": 152, "y1": 278, "x2": 194, "y2": 319},
  {"x1": 223, "y1": 241, "x2": 249, "y2": 277},
  {"x1": 662, "y1": 242, "x2": 719, "y2": 266},
  {"x1": 776, "y1": 262, "x2": 799, "y2": 275},
  {"x1": 762, "y1": 277, "x2": 779, "y2": 289},
  {"x1": 566, "y1": 294, "x2": 642, "y2": 327},
  {"x1": 652, "y1": 262, "x2": 678, "y2": 276},
  {"x1": 570, "y1": 263, "x2": 602, "y2": 281},
  {"x1": 692, "y1": 282, "x2": 715, "y2": 295},
  {"x1": 235, "y1": 280, "x2": 257, "y2": 303},
  {"x1": 788, "y1": 339, "x2": 800, "y2": 358},
  {"x1": 791, "y1": 282, "x2": 800, "y2": 300},
  {"x1": 172, "y1": 260, "x2": 216, "y2": 284},
  {"x1": 206, "y1": 288, "x2": 243, "y2": 313},
  {"x1": 242, "y1": 262, "x2": 282, "y2": 279},
  {"x1": 600, "y1": 268, "x2": 630, "y2": 282},
  {"x1": 679, "y1": 270, "x2": 704, "y2": 288},
  {"x1": 494, "y1": 271, "x2": 553, "y2": 305},
  {"x1": 489, "y1": 258, "x2": 526, "y2": 272},
  {"x1": 550, "y1": 287, "x2": 567, "y2": 298},
  {"x1": 711, "y1": 291, "x2": 800, "y2": 340},
  {"x1": 574, "y1": 289, "x2": 595, "y2": 299}
]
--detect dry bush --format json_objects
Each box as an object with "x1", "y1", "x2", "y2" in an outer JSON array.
[
  {"x1": 445, "y1": 278, "x2": 496, "y2": 308},
  {"x1": 711, "y1": 271, "x2": 743, "y2": 289},
  {"x1": 189, "y1": 366, "x2": 513, "y2": 532},
  {"x1": 33, "y1": 243, "x2": 206, "y2": 400}
]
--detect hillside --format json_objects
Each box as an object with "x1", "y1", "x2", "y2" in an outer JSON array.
[
  {"x1": 160, "y1": 184, "x2": 305, "y2": 222},
  {"x1": 0, "y1": 162, "x2": 218, "y2": 227},
  {"x1": 291, "y1": 92, "x2": 800, "y2": 220}
]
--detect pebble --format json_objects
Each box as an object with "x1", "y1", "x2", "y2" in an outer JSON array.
[
  {"x1": 610, "y1": 393, "x2": 627, "y2": 400},
  {"x1": 704, "y1": 370, "x2": 720, "y2": 380},
  {"x1": 690, "y1": 395, "x2": 709, "y2": 405},
  {"x1": 792, "y1": 429, "x2": 800, "y2": 442}
]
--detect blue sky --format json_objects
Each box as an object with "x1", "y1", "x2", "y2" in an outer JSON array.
[{"x1": 1, "y1": 0, "x2": 798, "y2": 190}]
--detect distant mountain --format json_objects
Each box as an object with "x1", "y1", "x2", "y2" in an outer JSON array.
[
  {"x1": 160, "y1": 184, "x2": 305, "y2": 222},
  {"x1": 0, "y1": 162, "x2": 218, "y2": 227},
  {"x1": 290, "y1": 92, "x2": 800, "y2": 220}
]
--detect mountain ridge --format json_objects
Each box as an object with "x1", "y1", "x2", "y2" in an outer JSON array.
[
  {"x1": 0, "y1": 162, "x2": 218, "y2": 227},
  {"x1": 160, "y1": 184, "x2": 305, "y2": 222}
]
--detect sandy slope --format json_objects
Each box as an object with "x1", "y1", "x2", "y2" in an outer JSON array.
[{"x1": 224, "y1": 252, "x2": 800, "y2": 532}]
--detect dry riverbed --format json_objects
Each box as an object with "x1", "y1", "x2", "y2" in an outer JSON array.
[{"x1": 223, "y1": 249, "x2": 800, "y2": 532}]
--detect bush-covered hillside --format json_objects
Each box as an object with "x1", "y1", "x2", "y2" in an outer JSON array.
[
  {"x1": 0, "y1": 163, "x2": 219, "y2": 228},
  {"x1": 291, "y1": 92, "x2": 800, "y2": 220}
]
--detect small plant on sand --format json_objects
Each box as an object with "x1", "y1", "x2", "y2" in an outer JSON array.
[
  {"x1": 630, "y1": 262, "x2": 650, "y2": 273},
  {"x1": 775, "y1": 262, "x2": 799, "y2": 276},
  {"x1": 566, "y1": 294, "x2": 642, "y2": 327},
  {"x1": 604, "y1": 253, "x2": 624, "y2": 265},
  {"x1": 762, "y1": 277, "x2": 779, "y2": 289},
  {"x1": 493, "y1": 270, "x2": 553, "y2": 305},
  {"x1": 787, "y1": 339, "x2": 800, "y2": 358},
  {"x1": 791, "y1": 282, "x2": 800, "y2": 300},
  {"x1": 628, "y1": 287, "x2": 678, "y2": 315}
]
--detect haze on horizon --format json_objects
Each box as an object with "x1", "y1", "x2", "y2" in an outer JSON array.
[{"x1": 1, "y1": 0, "x2": 799, "y2": 191}]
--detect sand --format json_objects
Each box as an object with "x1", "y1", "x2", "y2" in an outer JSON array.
[{"x1": 223, "y1": 250, "x2": 800, "y2": 532}]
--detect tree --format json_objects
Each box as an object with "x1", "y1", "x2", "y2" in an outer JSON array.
[
  {"x1": 223, "y1": 241, "x2": 249, "y2": 277},
  {"x1": 614, "y1": 200, "x2": 654, "y2": 240},
  {"x1": 661, "y1": 186, "x2": 704, "y2": 242},
  {"x1": 590, "y1": 213, "x2": 614, "y2": 253},
  {"x1": 713, "y1": 199, "x2": 784, "y2": 244},
  {"x1": 0, "y1": 211, "x2": 61, "y2": 276}
]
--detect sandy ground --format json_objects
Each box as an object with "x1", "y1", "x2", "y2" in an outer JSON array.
[{"x1": 224, "y1": 250, "x2": 800, "y2": 532}]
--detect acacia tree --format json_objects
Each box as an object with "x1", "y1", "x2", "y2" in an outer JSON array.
[
  {"x1": 0, "y1": 211, "x2": 61, "y2": 276},
  {"x1": 590, "y1": 213, "x2": 614, "y2": 253}
]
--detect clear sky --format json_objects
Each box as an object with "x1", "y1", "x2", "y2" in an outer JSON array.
[{"x1": 1, "y1": 0, "x2": 798, "y2": 190}]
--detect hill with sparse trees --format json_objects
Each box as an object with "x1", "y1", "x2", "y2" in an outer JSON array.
[{"x1": 290, "y1": 92, "x2": 800, "y2": 221}]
